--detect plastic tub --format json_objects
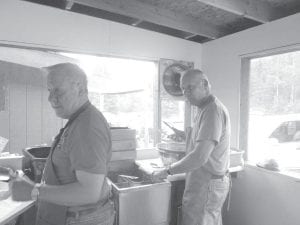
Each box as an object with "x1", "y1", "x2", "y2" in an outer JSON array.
[{"x1": 22, "y1": 146, "x2": 51, "y2": 182}]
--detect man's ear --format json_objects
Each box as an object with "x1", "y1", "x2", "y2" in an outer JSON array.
[
  {"x1": 201, "y1": 80, "x2": 208, "y2": 88},
  {"x1": 74, "y1": 82, "x2": 84, "y2": 96},
  {"x1": 78, "y1": 85, "x2": 85, "y2": 96}
]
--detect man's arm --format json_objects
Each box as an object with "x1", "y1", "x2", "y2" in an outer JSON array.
[
  {"x1": 37, "y1": 170, "x2": 104, "y2": 206},
  {"x1": 151, "y1": 140, "x2": 215, "y2": 179},
  {"x1": 170, "y1": 140, "x2": 215, "y2": 174}
]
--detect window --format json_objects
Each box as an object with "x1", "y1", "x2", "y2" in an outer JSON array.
[
  {"x1": 243, "y1": 50, "x2": 300, "y2": 169},
  {"x1": 59, "y1": 52, "x2": 186, "y2": 149},
  {"x1": 160, "y1": 99, "x2": 185, "y2": 141}
]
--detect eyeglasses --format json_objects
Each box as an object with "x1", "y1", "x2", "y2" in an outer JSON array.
[{"x1": 182, "y1": 84, "x2": 199, "y2": 94}]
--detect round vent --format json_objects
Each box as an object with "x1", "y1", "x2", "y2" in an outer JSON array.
[{"x1": 162, "y1": 63, "x2": 188, "y2": 97}]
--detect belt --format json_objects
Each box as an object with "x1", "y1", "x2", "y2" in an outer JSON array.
[
  {"x1": 67, "y1": 206, "x2": 99, "y2": 218},
  {"x1": 210, "y1": 171, "x2": 229, "y2": 179}
]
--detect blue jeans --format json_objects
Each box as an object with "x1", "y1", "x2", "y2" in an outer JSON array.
[
  {"x1": 66, "y1": 200, "x2": 115, "y2": 225},
  {"x1": 182, "y1": 176, "x2": 230, "y2": 225}
]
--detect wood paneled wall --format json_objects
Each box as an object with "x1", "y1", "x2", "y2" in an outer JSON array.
[{"x1": 0, "y1": 61, "x2": 62, "y2": 154}]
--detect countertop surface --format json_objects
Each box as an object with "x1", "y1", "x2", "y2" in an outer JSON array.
[
  {"x1": 135, "y1": 158, "x2": 244, "y2": 181},
  {"x1": 0, "y1": 195, "x2": 34, "y2": 225}
]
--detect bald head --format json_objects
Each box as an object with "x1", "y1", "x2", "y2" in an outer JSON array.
[
  {"x1": 44, "y1": 63, "x2": 88, "y2": 94},
  {"x1": 180, "y1": 69, "x2": 211, "y2": 106},
  {"x1": 181, "y1": 69, "x2": 210, "y2": 88}
]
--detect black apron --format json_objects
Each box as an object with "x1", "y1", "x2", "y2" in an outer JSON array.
[{"x1": 36, "y1": 102, "x2": 91, "y2": 225}]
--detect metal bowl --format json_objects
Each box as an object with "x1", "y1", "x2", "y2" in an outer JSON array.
[{"x1": 156, "y1": 148, "x2": 185, "y2": 166}]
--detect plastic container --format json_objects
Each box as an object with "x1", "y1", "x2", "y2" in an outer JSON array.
[{"x1": 22, "y1": 146, "x2": 51, "y2": 182}]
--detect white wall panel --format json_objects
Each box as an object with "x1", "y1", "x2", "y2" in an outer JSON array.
[
  {"x1": 0, "y1": 61, "x2": 61, "y2": 154},
  {"x1": 0, "y1": 0, "x2": 202, "y2": 68},
  {"x1": 8, "y1": 64, "x2": 27, "y2": 153}
]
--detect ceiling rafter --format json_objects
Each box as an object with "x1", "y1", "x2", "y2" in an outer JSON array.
[
  {"x1": 197, "y1": 0, "x2": 285, "y2": 23},
  {"x1": 70, "y1": 0, "x2": 223, "y2": 39}
]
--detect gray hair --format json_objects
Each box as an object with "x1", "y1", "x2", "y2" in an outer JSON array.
[{"x1": 43, "y1": 63, "x2": 88, "y2": 93}]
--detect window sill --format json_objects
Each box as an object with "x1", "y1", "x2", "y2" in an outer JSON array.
[{"x1": 245, "y1": 162, "x2": 300, "y2": 182}]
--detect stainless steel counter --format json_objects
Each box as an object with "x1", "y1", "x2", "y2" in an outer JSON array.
[
  {"x1": 108, "y1": 162, "x2": 171, "y2": 225},
  {"x1": 135, "y1": 158, "x2": 244, "y2": 181}
]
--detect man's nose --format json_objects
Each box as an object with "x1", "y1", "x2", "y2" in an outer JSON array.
[{"x1": 48, "y1": 92, "x2": 57, "y2": 103}]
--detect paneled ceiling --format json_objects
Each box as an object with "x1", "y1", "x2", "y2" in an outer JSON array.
[{"x1": 24, "y1": 0, "x2": 300, "y2": 43}]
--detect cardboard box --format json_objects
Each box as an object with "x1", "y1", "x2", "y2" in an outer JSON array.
[
  {"x1": 112, "y1": 139, "x2": 136, "y2": 151},
  {"x1": 111, "y1": 150, "x2": 137, "y2": 161},
  {"x1": 110, "y1": 128, "x2": 136, "y2": 141}
]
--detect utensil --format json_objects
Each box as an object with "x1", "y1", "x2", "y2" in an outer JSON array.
[
  {"x1": 118, "y1": 175, "x2": 139, "y2": 180},
  {"x1": 163, "y1": 121, "x2": 186, "y2": 141},
  {"x1": 150, "y1": 163, "x2": 164, "y2": 169}
]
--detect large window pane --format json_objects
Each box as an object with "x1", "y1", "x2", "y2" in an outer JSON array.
[
  {"x1": 60, "y1": 53, "x2": 156, "y2": 149},
  {"x1": 248, "y1": 50, "x2": 300, "y2": 168}
]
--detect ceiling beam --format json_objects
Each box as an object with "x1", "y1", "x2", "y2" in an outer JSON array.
[
  {"x1": 197, "y1": 0, "x2": 284, "y2": 23},
  {"x1": 71, "y1": 0, "x2": 223, "y2": 39}
]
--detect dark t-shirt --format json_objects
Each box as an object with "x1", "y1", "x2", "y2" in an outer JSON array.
[{"x1": 51, "y1": 102, "x2": 112, "y2": 208}]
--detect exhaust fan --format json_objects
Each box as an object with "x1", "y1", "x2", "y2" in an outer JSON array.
[{"x1": 162, "y1": 63, "x2": 188, "y2": 97}]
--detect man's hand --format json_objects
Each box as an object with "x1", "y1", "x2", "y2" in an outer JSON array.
[
  {"x1": 31, "y1": 183, "x2": 42, "y2": 201},
  {"x1": 10, "y1": 174, "x2": 35, "y2": 201},
  {"x1": 151, "y1": 168, "x2": 168, "y2": 181}
]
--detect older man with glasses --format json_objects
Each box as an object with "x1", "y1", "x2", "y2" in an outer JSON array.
[{"x1": 152, "y1": 69, "x2": 231, "y2": 225}]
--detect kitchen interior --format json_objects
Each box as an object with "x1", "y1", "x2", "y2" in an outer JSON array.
[{"x1": 0, "y1": 1, "x2": 300, "y2": 225}]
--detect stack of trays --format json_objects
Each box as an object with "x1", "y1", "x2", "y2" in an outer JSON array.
[{"x1": 110, "y1": 128, "x2": 137, "y2": 161}]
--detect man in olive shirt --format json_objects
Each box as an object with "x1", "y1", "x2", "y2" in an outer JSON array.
[
  {"x1": 153, "y1": 69, "x2": 231, "y2": 225},
  {"x1": 31, "y1": 63, "x2": 115, "y2": 225}
]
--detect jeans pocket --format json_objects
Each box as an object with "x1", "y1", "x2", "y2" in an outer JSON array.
[{"x1": 206, "y1": 178, "x2": 229, "y2": 212}]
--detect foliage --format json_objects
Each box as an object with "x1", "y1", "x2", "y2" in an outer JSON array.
[{"x1": 250, "y1": 51, "x2": 300, "y2": 115}]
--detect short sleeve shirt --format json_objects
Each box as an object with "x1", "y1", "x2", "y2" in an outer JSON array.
[
  {"x1": 187, "y1": 95, "x2": 231, "y2": 175},
  {"x1": 51, "y1": 102, "x2": 112, "y2": 203}
]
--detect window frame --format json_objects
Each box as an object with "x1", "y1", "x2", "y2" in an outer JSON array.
[{"x1": 240, "y1": 44, "x2": 300, "y2": 162}]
